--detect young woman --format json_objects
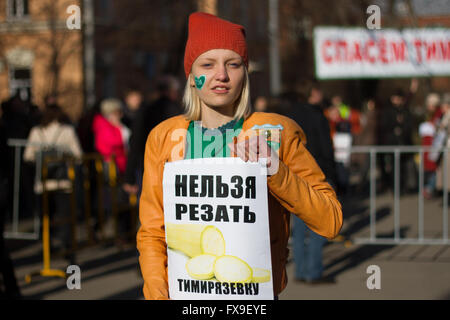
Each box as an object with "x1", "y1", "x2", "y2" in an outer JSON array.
[{"x1": 137, "y1": 12, "x2": 343, "y2": 300}]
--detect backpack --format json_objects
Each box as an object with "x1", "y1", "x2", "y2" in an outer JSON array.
[
  {"x1": 335, "y1": 120, "x2": 352, "y2": 133},
  {"x1": 38, "y1": 126, "x2": 69, "y2": 181}
]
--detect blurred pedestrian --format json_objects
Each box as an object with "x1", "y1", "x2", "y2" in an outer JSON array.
[
  {"x1": 1, "y1": 94, "x2": 41, "y2": 220},
  {"x1": 1, "y1": 93, "x2": 41, "y2": 141},
  {"x1": 75, "y1": 101, "x2": 102, "y2": 239},
  {"x1": 327, "y1": 95, "x2": 361, "y2": 137},
  {"x1": 419, "y1": 93, "x2": 441, "y2": 199},
  {"x1": 325, "y1": 95, "x2": 361, "y2": 195},
  {"x1": 289, "y1": 84, "x2": 337, "y2": 284},
  {"x1": 353, "y1": 98, "x2": 379, "y2": 193},
  {"x1": 435, "y1": 93, "x2": 450, "y2": 193},
  {"x1": 379, "y1": 79, "x2": 418, "y2": 194},
  {"x1": 92, "y1": 98, "x2": 130, "y2": 175},
  {"x1": 0, "y1": 117, "x2": 22, "y2": 299},
  {"x1": 253, "y1": 96, "x2": 268, "y2": 112},
  {"x1": 77, "y1": 101, "x2": 101, "y2": 154},
  {"x1": 92, "y1": 98, "x2": 131, "y2": 245},
  {"x1": 23, "y1": 104, "x2": 82, "y2": 262},
  {"x1": 122, "y1": 88, "x2": 145, "y2": 129},
  {"x1": 123, "y1": 75, "x2": 182, "y2": 197}
]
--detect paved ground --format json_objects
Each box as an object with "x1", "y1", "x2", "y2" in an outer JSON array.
[{"x1": 5, "y1": 190, "x2": 450, "y2": 300}]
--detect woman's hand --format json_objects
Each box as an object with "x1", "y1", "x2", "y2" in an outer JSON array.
[{"x1": 228, "y1": 135, "x2": 279, "y2": 176}]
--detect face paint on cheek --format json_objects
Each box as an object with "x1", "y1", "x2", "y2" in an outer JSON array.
[{"x1": 194, "y1": 75, "x2": 206, "y2": 90}]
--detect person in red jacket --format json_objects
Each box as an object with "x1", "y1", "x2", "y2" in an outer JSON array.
[{"x1": 419, "y1": 93, "x2": 441, "y2": 199}]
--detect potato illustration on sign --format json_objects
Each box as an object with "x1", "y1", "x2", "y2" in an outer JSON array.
[
  {"x1": 166, "y1": 224, "x2": 225, "y2": 257},
  {"x1": 214, "y1": 255, "x2": 253, "y2": 283},
  {"x1": 186, "y1": 254, "x2": 217, "y2": 280},
  {"x1": 252, "y1": 267, "x2": 271, "y2": 283},
  {"x1": 166, "y1": 223, "x2": 271, "y2": 284}
]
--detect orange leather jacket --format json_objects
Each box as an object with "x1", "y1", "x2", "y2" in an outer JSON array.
[{"x1": 137, "y1": 112, "x2": 343, "y2": 300}]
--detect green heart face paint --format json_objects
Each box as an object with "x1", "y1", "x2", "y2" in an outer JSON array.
[{"x1": 194, "y1": 75, "x2": 206, "y2": 90}]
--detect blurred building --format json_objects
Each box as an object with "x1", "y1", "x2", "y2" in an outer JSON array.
[
  {"x1": 278, "y1": 0, "x2": 450, "y2": 101},
  {"x1": 93, "y1": 0, "x2": 196, "y2": 102},
  {"x1": 93, "y1": 0, "x2": 271, "y2": 102},
  {"x1": 0, "y1": 0, "x2": 84, "y2": 120},
  {"x1": 0, "y1": 0, "x2": 448, "y2": 121}
]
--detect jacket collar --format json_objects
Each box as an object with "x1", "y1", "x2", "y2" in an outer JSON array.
[{"x1": 166, "y1": 112, "x2": 274, "y2": 162}]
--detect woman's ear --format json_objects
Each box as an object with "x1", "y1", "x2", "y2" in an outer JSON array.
[{"x1": 189, "y1": 74, "x2": 196, "y2": 88}]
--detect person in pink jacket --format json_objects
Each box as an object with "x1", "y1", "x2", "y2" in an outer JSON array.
[
  {"x1": 92, "y1": 98, "x2": 132, "y2": 245},
  {"x1": 92, "y1": 98, "x2": 130, "y2": 174}
]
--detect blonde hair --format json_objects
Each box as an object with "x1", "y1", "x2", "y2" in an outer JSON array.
[
  {"x1": 426, "y1": 93, "x2": 440, "y2": 108},
  {"x1": 183, "y1": 68, "x2": 252, "y2": 121},
  {"x1": 100, "y1": 98, "x2": 122, "y2": 116}
]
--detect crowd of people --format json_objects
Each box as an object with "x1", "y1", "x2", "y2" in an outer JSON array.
[
  {"x1": 252, "y1": 81, "x2": 450, "y2": 285},
  {"x1": 256, "y1": 79, "x2": 450, "y2": 201},
  {"x1": 0, "y1": 76, "x2": 182, "y2": 298}
]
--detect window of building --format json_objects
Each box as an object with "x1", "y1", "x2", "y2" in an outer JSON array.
[
  {"x1": 7, "y1": 0, "x2": 29, "y2": 20},
  {"x1": 9, "y1": 67, "x2": 32, "y2": 101}
]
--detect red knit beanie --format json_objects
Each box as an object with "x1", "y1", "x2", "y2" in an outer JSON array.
[{"x1": 184, "y1": 12, "x2": 248, "y2": 78}]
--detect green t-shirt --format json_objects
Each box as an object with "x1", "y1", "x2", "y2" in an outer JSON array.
[{"x1": 185, "y1": 118, "x2": 244, "y2": 159}]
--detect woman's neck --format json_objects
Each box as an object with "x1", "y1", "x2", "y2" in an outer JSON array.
[{"x1": 200, "y1": 103, "x2": 235, "y2": 129}]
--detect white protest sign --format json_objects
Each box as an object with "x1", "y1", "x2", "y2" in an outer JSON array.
[
  {"x1": 314, "y1": 27, "x2": 450, "y2": 79},
  {"x1": 333, "y1": 132, "x2": 353, "y2": 166},
  {"x1": 162, "y1": 157, "x2": 273, "y2": 300}
]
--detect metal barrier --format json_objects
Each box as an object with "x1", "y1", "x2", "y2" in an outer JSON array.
[
  {"x1": 81, "y1": 153, "x2": 108, "y2": 244},
  {"x1": 5, "y1": 139, "x2": 41, "y2": 240},
  {"x1": 26, "y1": 155, "x2": 77, "y2": 282},
  {"x1": 345, "y1": 145, "x2": 449, "y2": 245},
  {"x1": 4, "y1": 139, "x2": 80, "y2": 241},
  {"x1": 7, "y1": 139, "x2": 447, "y2": 247},
  {"x1": 4, "y1": 139, "x2": 138, "y2": 245}
]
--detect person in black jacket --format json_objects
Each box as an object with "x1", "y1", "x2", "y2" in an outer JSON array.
[
  {"x1": 288, "y1": 84, "x2": 337, "y2": 284},
  {"x1": 121, "y1": 88, "x2": 145, "y2": 129},
  {"x1": 123, "y1": 75, "x2": 182, "y2": 198},
  {"x1": 0, "y1": 118, "x2": 22, "y2": 299},
  {"x1": 288, "y1": 86, "x2": 337, "y2": 187},
  {"x1": 379, "y1": 79, "x2": 419, "y2": 193},
  {"x1": 1, "y1": 95, "x2": 41, "y2": 222}
]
